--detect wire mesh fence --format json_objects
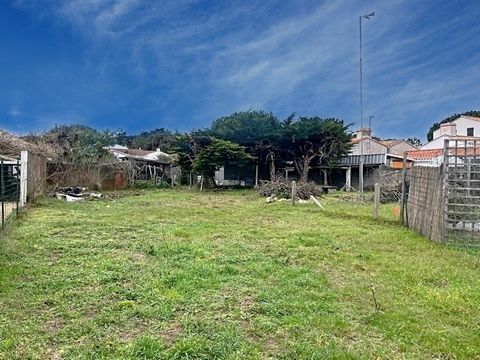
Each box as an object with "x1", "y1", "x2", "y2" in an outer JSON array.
[
  {"x1": 400, "y1": 138, "x2": 480, "y2": 246},
  {"x1": 444, "y1": 138, "x2": 480, "y2": 245},
  {"x1": 0, "y1": 159, "x2": 21, "y2": 230}
]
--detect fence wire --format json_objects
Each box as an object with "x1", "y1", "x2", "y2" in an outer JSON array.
[
  {"x1": 402, "y1": 138, "x2": 480, "y2": 246},
  {"x1": 0, "y1": 160, "x2": 21, "y2": 230}
]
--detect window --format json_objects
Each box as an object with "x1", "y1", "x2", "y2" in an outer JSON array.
[{"x1": 467, "y1": 127, "x2": 474, "y2": 136}]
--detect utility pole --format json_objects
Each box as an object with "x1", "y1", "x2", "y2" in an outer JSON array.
[{"x1": 359, "y1": 11, "x2": 375, "y2": 198}]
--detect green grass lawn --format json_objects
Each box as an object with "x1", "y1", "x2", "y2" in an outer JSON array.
[{"x1": 1, "y1": 189, "x2": 479, "y2": 359}]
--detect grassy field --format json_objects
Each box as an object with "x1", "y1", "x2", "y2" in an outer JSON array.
[{"x1": 1, "y1": 189, "x2": 479, "y2": 359}]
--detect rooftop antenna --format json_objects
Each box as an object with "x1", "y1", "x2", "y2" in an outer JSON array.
[
  {"x1": 369, "y1": 115, "x2": 374, "y2": 133},
  {"x1": 359, "y1": 11, "x2": 375, "y2": 198}
]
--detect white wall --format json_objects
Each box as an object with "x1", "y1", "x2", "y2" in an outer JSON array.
[
  {"x1": 350, "y1": 139, "x2": 387, "y2": 155},
  {"x1": 452, "y1": 116, "x2": 480, "y2": 137},
  {"x1": 388, "y1": 141, "x2": 418, "y2": 156},
  {"x1": 422, "y1": 136, "x2": 447, "y2": 150},
  {"x1": 424, "y1": 117, "x2": 480, "y2": 150}
]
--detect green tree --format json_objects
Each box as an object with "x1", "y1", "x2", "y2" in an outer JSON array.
[
  {"x1": 210, "y1": 111, "x2": 284, "y2": 181},
  {"x1": 284, "y1": 117, "x2": 352, "y2": 183},
  {"x1": 26, "y1": 124, "x2": 121, "y2": 164},
  {"x1": 174, "y1": 134, "x2": 252, "y2": 188},
  {"x1": 130, "y1": 128, "x2": 176, "y2": 152},
  {"x1": 407, "y1": 137, "x2": 422, "y2": 147}
]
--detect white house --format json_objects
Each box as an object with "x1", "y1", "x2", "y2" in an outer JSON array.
[
  {"x1": 350, "y1": 128, "x2": 417, "y2": 156},
  {"x1": 422, "y1": 115, "x2": 480, "y2": 150}
]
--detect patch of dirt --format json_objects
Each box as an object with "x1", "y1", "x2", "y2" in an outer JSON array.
[
  {"x1": 159, "y1": 319, "x2": 183, "y2": 345},
  {"x1": 44, "y1": 315, "x2": 65, "y2": 335},
  {"x1": 116, "y1": 319, "x2": 149, "y2": 343}
]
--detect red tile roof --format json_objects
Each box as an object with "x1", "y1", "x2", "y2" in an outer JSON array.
[{"x1": 407, "y1": 149, "x2": 444, "y2": 160}]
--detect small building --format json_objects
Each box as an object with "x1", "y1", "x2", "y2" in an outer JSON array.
[
  {"x1": 331, "y1": 129, "x2": 417, "y2": 190},
  {"x1": 422, "y1": 115, "x2": 480, "y2": 150},
  {"x1": 350, "y1": 129, "x2": 418, "y2": 156},
  {"x1": 104, "y1": 145, "x2": 177, "y2": 183}
]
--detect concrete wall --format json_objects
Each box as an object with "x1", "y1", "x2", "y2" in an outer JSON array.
[
  {"x1": 350, "y1": 139, "x2": 387, "y2": 155},
  {"x1": 47, "y1": 163, "x2": 128, "y2": 190},
  {"x1": 388, "y1": 141, "x2": 418, "y2": 156},
  {"x1": 422, "y1": 136, "x2": 447, "y2": 150},
  {"x1": 20, "y1": 151, "x2": 48, "y2": 203}
]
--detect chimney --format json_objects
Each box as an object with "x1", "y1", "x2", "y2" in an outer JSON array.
[
  {"x1": 433, "y1": 123, "x2": 457, "y2": 139},
  {"x1": 355, "y1": 128, "x2": 372, "y2": 139}
]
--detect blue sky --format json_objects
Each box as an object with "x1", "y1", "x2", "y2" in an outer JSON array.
[{"x1": 1, "y1": 0, "x2": 479, "y2": 141}]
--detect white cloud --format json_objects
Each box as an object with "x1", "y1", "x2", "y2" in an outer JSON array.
[{"x1": 9, "y1": 0, "x2": 480, "y2": 139}]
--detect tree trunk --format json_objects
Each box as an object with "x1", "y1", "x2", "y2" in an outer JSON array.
[
  {"x1": 201, "y1": 172, "x2": 216, "y2": 189},
  {"x1": 269, "y1": 157, "x2": 276, "y2": 182},
  {"x1": 300, "y1": 156, "x2": 310, "y2": 183},
  {"x1": 293, "y1": 155, "x2": 310, "y2": 183}
]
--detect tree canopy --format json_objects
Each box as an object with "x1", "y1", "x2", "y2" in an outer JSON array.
[
  {"x1": 284, "y1": 117, "x2": 352, "y2": 182},
  {"x1": 23, "y1": 110, "x2": 352, "y2": 186},
  {"x1": 129, "y1": 128, "x2": 176, "y2": 152}
]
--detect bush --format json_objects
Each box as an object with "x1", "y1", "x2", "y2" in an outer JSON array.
[{"x1": 259, "y1": 181, "x2": 322, "y2": 200}]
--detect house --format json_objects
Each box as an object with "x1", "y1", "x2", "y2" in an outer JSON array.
[
  {"x1": 350, "y1": 128, "x2": 418, "y2": 157},
  {"x1": 405, "y1": 115, "x2": 480, "y2": 166},
  {"x1": 104, "y1": 145, "x2": 177, "y2": 183},
  {"x1": 105, "y1": 145, "x2": 173, "y2": 164},
  {"x1": 330, "y1": 129, "x2": 417, "y2": 189},
  {"x1": 422, "y1": 115, "x2": 480, "y2": 150}
]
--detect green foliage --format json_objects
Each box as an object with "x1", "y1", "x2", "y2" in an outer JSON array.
[
  {"x1": 130, "y1": 128, "x2": 176, "y2": 152},
  {"x1": 210, "y1": 110, "x2": 282, "y2": 147},
  {"x1": 284, "y1": 117, "x2": 352, "y2": 182},
  {"x1": 193, "y1": 138, "x2": 252, "y2": 175},
  {"x1": 27, "y1": 124, "x2": 125, "y2": 164},
  {"x1": 407, "y1": 137, "x2": 422, "y2": 147},
  {"x1": 173, "y1": 135, "x2": 252, "y2": 187},
  {"x1": 427, "y1": 111, "x2": 480, "y2": 141},
  {"x1": 210, "y1": 111, "x2": 286, "y2": 181}
]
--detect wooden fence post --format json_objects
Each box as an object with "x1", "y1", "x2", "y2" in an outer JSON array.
[
  {"x1": 1, "y1": 160, "x2": 4, "y2": 229},
  {"x1": 373, "y1": 183, "x2": 380, "y2": 218},
  {"x1": 400, "y1": 152, "x2": 407, "y2": 224},
  {"x1": 291, "y1": 180, "x2": 297, "y2": 206}
]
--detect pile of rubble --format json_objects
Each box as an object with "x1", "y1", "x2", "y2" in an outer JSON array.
[{"x1": 52, "y1": 187, "x2": 102, "y2": 202}]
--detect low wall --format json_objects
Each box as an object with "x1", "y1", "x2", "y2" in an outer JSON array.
[
  {"x1": 47, "y1": 162, "x2": 128, "y2": 190},
  {"x1": 20, "y1": 151, "x2": 48, "y2": 203}
]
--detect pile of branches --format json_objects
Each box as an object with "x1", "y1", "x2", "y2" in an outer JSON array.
[{"x1": 259, "y1": 181, "x2": 322, "y2": 200}]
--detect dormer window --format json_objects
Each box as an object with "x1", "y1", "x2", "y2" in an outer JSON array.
[{"x1": 467, "y1": 127, "x2": 474, "y2": 136}]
